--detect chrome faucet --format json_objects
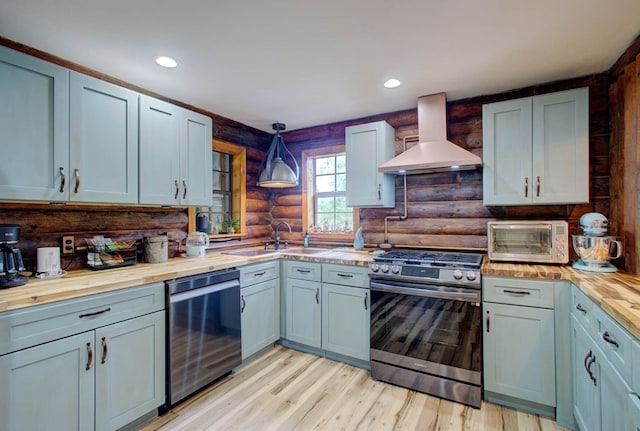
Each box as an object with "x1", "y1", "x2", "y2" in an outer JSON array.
[{"x1": 274, "y1": 221, "x2": 292, "y2": 250}]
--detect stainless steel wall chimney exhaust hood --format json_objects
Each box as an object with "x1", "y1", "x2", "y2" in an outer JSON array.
[{"x1": 378, "y1": 93, "x2": 482, "y2": 175}]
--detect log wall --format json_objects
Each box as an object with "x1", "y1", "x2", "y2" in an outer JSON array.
[{"x1": 274, "y1": 74, "x2": 611, "y2": 257}]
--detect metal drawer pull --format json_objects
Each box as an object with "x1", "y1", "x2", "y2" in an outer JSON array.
[
  {"x1": 503, "y1": 289, "x2": 531, "y2": 296},
  {"x1": 486, "y1": 311, "x2": 490, "y2": 333},
  {"x1": 315, "y1": 288, "x2": 319, "y2": 304},
  {"x1": 364, "y1": 293, "x2": 368, "y2": 310},
  {"x1": 86, "y1": 342, "x2": 93, "y2": 371},
  {"x1": 74, "y1": 169, "x2": 80, "y2": 193},
  {"x1": 602, "y1": 331, "x2": 620, "y2": 348},
  {"x1": 253, "y1": 271, "x2": 266, "y2": 277},
  {"x1": 337, "y1": 273, "x2": 353, "y2": 278},
  {"x1": 575, "y1": 304, "x2": 587, "y2": 314},
  {"x1": 101, "y1": 337, "x2": 108, "y2": 364},
  {"x1": 79, "y1": 307, "x2": 112, "y2": 319},
  {"x1": 241, "y1": 295, "x2": 246, "y2": 312},
  {"x1": 296, "y1": 269, "x2": 311, "y2": 274},
  {"x1": 59, "y1": 167, "x2": 66, "y2": 192},
  {"x1": 378, "y1": 184, "x2": 381, "y2": 200}
]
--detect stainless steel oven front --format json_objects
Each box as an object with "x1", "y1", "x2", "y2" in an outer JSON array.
[{"x1": 370, "y1": 279, "x2": 482, "y2": 408}]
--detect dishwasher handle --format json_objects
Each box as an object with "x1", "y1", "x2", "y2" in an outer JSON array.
[{"x1": 169, "y1": 279, "x2": 239, "y2": 303}]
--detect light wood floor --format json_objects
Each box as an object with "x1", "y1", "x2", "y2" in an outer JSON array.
[{"x1": 139, "y1": 345, "x2": 569, "y2": 431}]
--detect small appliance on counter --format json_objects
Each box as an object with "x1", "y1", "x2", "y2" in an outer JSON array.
[
  {"x1": 572, "y1": 212, "x2": 623, "y2": 272},
  {"x1": 184, "y1": 231, "x2": 209, "y2": 258},
  {"x1": 35, "y1": 246, "x2": 64, "y2": 279},
  {"x1": 0, "y1": 224, "x2": 28, "y2": 288}
]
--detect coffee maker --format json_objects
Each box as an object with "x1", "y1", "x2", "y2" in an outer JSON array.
[{"x1": 0, "y1": 224, "x2": 28, "y2": 288}]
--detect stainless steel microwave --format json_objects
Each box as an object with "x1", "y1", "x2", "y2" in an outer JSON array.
[{"x1": 487, "y1": 220, "x2": 569, "y2": 264}]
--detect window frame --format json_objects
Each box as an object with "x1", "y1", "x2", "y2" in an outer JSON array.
[{"x1": 302, "y1": 145, "x2": 359, "y2": 239}]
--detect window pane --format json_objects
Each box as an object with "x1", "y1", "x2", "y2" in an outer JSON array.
[
  {"x1": 316, "y1": 175, "x2": 335, "y2": 193},
  {"x1": 212, "y1": 152, "x2": 229, "y2": 171},
  {"x1": 211, "y1": 192, "x2": 229, "y2": 213},
  {"x1": 317, "y1": 197, "x2": 335, "y2": 213},
  {"x1": 212, "y1": 171, "x2": 230, "y2": 190},
  {"x1": 335, "y1": 196, "x2": 347, "y2": 212},
  {"x1": 315, "y1": 156, "x2": 335, "y2": 175},
  {"x1": 316, "y1": 213, "x2": 335, "y2": 230},
  {"x1": 336, "y1": 154, "x2": 346, "y2": 173},
  {"x1": 335, "y1": 173, "x2": 346, "y2": 192},
  {"x1": 338, "y1": 213, "x2": 353, "y2": 230}
]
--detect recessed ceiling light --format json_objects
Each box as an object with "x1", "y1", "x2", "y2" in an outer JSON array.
[
  {"x1": 156, "y1": 56, "x2": 177, "y2": 68},
  {"x1": 383, "y1": 78, "x2": 401, "y2": 88}
]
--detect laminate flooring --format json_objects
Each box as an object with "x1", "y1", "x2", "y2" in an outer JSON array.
[{"x1": 139, "y1": 345, "x2": 569, "y2": 431}]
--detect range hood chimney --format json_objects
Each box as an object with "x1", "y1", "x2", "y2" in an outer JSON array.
[{"x1": 378, "y1": 93, "x2": 482, "y2": 174}]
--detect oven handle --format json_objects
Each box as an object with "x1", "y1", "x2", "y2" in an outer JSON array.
[
  {"x1": 169, "y1": 279, "x2": 239, "y2": 303},
  {"x1": 370, "y1": 281, "x2": 480, "y2": 302}
]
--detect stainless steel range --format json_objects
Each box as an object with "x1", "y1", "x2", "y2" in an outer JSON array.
[{"x1": 368, "y1": 249, "x2": 484, "y2": 408}]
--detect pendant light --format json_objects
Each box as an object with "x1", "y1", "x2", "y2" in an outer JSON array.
[{"x1": 257, "y1": 122, "x2": 299, "y2": 188}]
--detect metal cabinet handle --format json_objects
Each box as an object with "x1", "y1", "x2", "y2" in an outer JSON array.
[
  {"x1": 241, "y1": 295, "x2": 246, "y2": 313},
  {"x1": 253, "y1": 271, "x2": 266, "y2": 277},
  {"x1": 503, "y1": 289, "x2": 531, "y2": 296},
  {"x1": 524, "y1": 177, "x2": 529, "y2": 198},
  {"x1": 602, "y1": 331, "x2": 620, "y2": 348},
  {"x1": 583, "y1": 350, "x2": 592, "y2": 376},
  {"x1": 536, "y1": 176, "x2": 541, "y2": 197},
  {"x1": 182, "y1": 180, "x2": 187, "y2": 199},
  {"x1": 101, "y1": 337, "x2": 108, "y2": 364},
  {"x1": 174, "y1": 180, "x2": 179, "y2": 199},
  {"x1": 74, "y1": 169, "x2": 80, "y2": 193},
  {"x1": 586, "y1": 353, "x2": 597, "y2": 385},
  {"x1": 59, "y1": 167, "x2": 66, "y2": 192},
  {"x1": 315, "y1": 288, "x2": 319, "y2": 304},
  {"x1": 337, "y1": 273, "x2": 353, "y2": 278},
  {"x1": 296, "y1": 269, "x2": 311, "y2": 274},
  {"x1": 575, "y1": 304, "x2": 587, "y2": 314},
  {"x1": 364, "y1": 292, "x2": 368, "y2": 310},
  {"x1": 79, "y1": 307, "x2": 111, "y2": 319},
  {"x1": 86, "y1": 342, "x2": 93, "y2": 371},
  {"x1": 486, "y1": 310, "x2": 490, "y2": 333},
  {"x1": 378, "y1": 184, "x2": 381, "y2": 200}
]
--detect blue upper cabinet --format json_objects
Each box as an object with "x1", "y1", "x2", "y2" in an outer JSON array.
[
  {"x1": 70, "y1": 72, "x2": 139, "y2": 204},
  {"x1": 483, "y1": 87, "x2": 589, "y2": 206},
  {"x1": 0, "y1": 45, "x2": 70, "y2": 201}
]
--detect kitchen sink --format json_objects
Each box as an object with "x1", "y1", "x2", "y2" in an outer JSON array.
[
  {"x1": 282, "y1": 247, "x2": 330, "y2": 255},
  {"x1": 221, "y1": 248, "x2": 279, "y2": 257}
]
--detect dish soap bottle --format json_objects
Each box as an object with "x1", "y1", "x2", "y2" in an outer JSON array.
[
  {"x1": 353, "y1": 227, "x2": 364, "y2": 250},
  {"x1": 304, "y1": 231, "x2": 310, "y2": 248}
]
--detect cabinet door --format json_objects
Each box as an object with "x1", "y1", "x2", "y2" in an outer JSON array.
[
  {"x1": 285, "y1": 278, "x2": 321, "y2": 348},
  {"x1": 241, "y1": 278, "x2": 280, "y2": 359},
  {"x1": 0, "y1": 45, "x2": 70, "y2": 202},
  {"x1": 95, "y1": 312, "x2": 165, "y2": 431},
  {"x1": 482, "y1": 97, "x2": 532, "y2": 205},
  {"x1": 322, "y1": 283, "x2": 369, "y2": 361},
  {"x1": 629, "y1": 392, "x2": 640, "y2": 431},
  {"x1": 483, "y1": 302, "x2": 556, "y2": 406},
  {"x1": 572, "y1": 315, "x2": 601, "y2": 431},
  {"x1": 599, "y1": 349, "x2": 630, "y2": 431},
  {"x1": 70, "y1": 72, "x2": 139, "y2": 203},
  {"x1": 180, "y1": 109, "x2": 212, "y2": 206},
  {"x1": 0, "y1": 332, "x2": 94, "y2": 431},
  {"x1": 139, "y1": 95, "x2": 181, "y2": 205},
  {"x1": 345, "y1": 121, "x2": 395, "y2": 208},
  {"x1": 532, "y1": 87, "x2": 588, "y2": 204}
]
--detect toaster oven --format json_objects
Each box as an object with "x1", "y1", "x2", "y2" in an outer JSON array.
[{"x1": 487, "y1": 220, "x2": 569, "y2": 264}]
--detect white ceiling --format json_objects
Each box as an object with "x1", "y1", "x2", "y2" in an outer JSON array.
[{"x1": 1, "y1": 1, "x2": 639, "y2": 133}]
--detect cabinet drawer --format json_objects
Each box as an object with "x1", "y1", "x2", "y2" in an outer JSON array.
[
  {"x1": 595, "y1": 307, "x2": 633, "y2": 383},
  {"x1": 0, "y1": 282, "x2": 164, "y2": 355},
  {"x1": 483, "y1": 277, "x2": 554, "y2": 308},
  {"x1": 322, "y1": 264, "x2": 369, "y2": 288},
  {"x1": 571, "y1": 285, "x2": 597, "y2": 332},
  {"x1": 240, "y1": 260, "x2": 279, "y2": 287},
  {"x1": 285, "y1": 260, "x2": 321, "y2": 282}
]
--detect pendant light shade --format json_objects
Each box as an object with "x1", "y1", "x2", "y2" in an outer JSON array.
[{"x1": 257, "y1": 122, "x2": 299, "y2": 188}]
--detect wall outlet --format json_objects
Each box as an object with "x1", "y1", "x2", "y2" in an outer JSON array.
[{"x1": 62, "y1": 236, "x2": 75, "y2": 254}]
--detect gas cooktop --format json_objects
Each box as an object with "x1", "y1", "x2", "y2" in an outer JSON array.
[{"x1": 368, "y1": 249, "x2": 485, "y2": 288}]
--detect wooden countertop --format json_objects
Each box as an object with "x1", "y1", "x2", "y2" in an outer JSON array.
[
  {"x1": 483, "y1": 260, "x2": 640, "y2": 340},
  {"x1": 0, "y1": 247, "x2": 373, "y2": 313}
]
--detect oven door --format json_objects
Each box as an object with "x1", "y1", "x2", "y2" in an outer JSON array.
[{"x1": 370, "y1": 280, "x2": 482, "y2": 385}]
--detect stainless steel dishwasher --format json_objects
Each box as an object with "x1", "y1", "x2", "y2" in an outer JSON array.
[{"x1": 164, "y1": 268, "x2": 241, "y2": 408}]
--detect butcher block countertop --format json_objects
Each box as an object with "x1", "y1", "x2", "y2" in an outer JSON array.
[
  {"x1": 0, "y1": 247, "x2": 373, "y2": 313},
  {"x1": 483, "y1": 260, "x2": 640, "y2": 340}
]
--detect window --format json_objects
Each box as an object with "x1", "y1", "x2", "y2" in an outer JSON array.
[
  {"x1": 302, "y1": 145, "x2": 358, "y2": 237},
  {"x1": 189, "y1": 139, "x2": 246, "y2": 237}
]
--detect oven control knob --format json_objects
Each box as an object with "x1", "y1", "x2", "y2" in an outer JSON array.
[
  {"x1": 391, "y1": 265, "x2": 401, "y2": 274},
  {"x1": 380, "y1": 264, "x2": 390, "y2": 273},
  {"x1": 466, "y1": 271, "x2": 477, "y2": 281},
  {"x1": 370, "y1": 263, "x2": 380, "y2": 272},
  {"x1": 453, "y1": 269, "x2": 463, "y2": 280}
]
